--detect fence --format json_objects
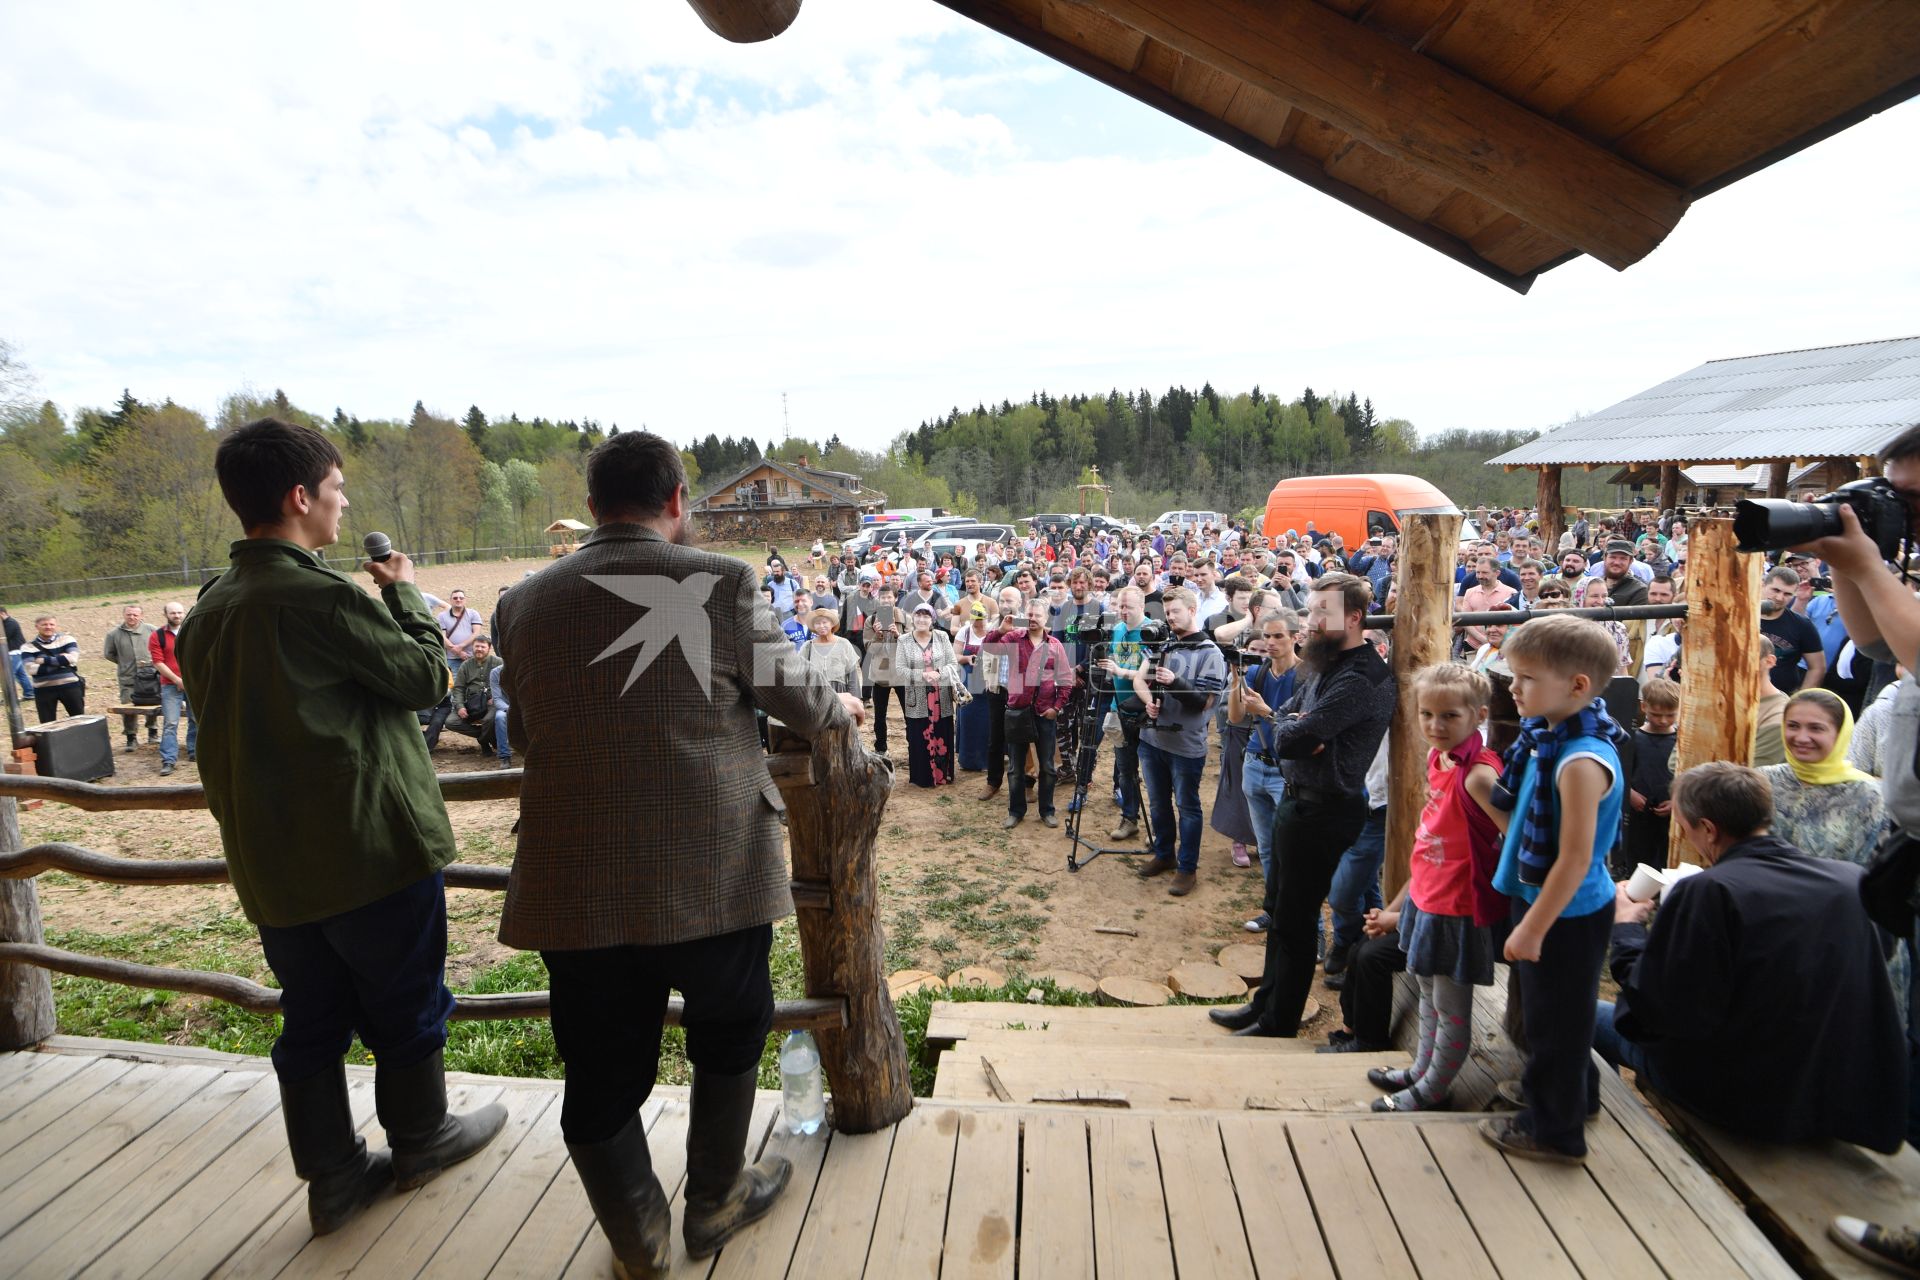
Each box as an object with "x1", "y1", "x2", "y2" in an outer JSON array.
[
  {"x1": 0, "y1": 701, "x2": 914, "y2": 1133},
  {"x1": 0, "y1": 544, "x2": 560, "y2": 607}
]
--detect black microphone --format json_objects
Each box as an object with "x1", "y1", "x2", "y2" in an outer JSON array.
[{"x1": 363, "y1": 531, "x2": 393, "y2": 563}]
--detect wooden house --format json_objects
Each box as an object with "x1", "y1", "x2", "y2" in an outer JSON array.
[{"x1": 691, "y1": 456, "x2": 887, "y2": 543}]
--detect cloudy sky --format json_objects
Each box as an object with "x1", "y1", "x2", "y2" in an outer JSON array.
[{"x1": 2, "y1": 1, "x2": 1916, "y2": 452}]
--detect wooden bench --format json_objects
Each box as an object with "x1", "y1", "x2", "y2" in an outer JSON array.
[
  {"x1": 1647, "y1": 1091, "x2": 1920, "y2": 1278},
  {"x1": 103, "y1": 704, "x2": 163, "y2": 719}
]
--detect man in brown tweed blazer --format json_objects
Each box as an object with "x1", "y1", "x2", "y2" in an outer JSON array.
[{"x1": 493, "y1": 431, "x2": 863, "y2": 1278}]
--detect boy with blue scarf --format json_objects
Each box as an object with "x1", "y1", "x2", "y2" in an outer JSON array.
[{"x1": 1480, "y1": 615, "x2": 1627, "y2": 1164}]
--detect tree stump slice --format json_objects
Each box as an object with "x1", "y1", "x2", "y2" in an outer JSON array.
[
  {"x1": 948, "y1": 966, "x2": 1005, "y2": 990},
  {"x1": 1214, "y1": 944, "x2": 1265, "y2": 983},
  {"x1": 1167, "y1": 964, "x2": 1246, "y2": 1000},
  {"x1": 1029, "y1": 969, "x2": 1099, "y2": 996},
  {"x1": 1096, "y1": 976, "x2": 1172, "y2": 1007},
  {"x1": 1300, "y1": 998, "x2": 1321, "y2": 1025},
  {"x1": 887, "y1": 970, "x2": 945, "y2": 999}
]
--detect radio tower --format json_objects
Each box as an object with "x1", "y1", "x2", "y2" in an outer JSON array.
[{"x1": 782, "y1": 392, "x2": 790, "y2": 442}]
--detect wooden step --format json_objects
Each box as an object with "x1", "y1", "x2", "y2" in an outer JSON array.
[
  {"x1": 936, "y1": 1042, "x2": 1414, "y2": 1112},
  {"x1": 956, "y1": 1026, "x2": 1327, "y2": 1055},
  {"x1": 926, "y1": 1001, "x2": 1245, "y2": 1047}
]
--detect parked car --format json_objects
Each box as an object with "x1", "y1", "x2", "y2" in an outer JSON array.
[
  {"x1": 909, "y1": 523, "x2": 1014, "y2": 552},
  {"x1": 1260, "y1": 474, "x2": 1460, "y2": 547},
  {"x1": 919, "y1": 535, "x2": 1011, "y2": 566},
  {"x1": 1148, "y1": 509, "x2": 1227, "y2": 534},
  {"x1": 1077, "y1": 514, "x2": 1134, "y2": 536},
  {"x1": 1026, "y1": 513, "x2": 1078, "y2": 536}
]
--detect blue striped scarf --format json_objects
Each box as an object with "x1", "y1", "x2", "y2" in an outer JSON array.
[{"x1": 1491, "y1": 701, "x2": 1625, "y2": 887}]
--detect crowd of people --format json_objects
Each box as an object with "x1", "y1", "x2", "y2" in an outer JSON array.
[{"x1": 769, "y1": 453, "x2": 1920, "y2": 1216}]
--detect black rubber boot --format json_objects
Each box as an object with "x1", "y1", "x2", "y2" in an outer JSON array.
[
  {"x1": 683, "y1": 1068, "x2": 792, "y2": 1259},
  {"x1": 568, "y1": 1112, "x2": 672, "y2": 1280},
  {"x1": 279, "y1": 1065, "x2": 392, "y2": 1235},
  {"x1": 375, "y1": 1047, "x2": 509, "y2": 1190}
]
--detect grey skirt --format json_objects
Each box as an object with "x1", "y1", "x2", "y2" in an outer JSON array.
[{"x1": 1399, "y1": 901, "x2": 1496, "y2": 986}]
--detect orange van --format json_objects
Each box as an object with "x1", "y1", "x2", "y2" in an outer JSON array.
[{"x1": 1261, "y1": 473, "x2": 1460, "y2": 546}]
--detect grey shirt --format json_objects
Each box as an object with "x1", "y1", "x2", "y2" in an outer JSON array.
[
  {"x1": 1139, "y1": 634, "x2": 1227, "y2": 759},
  {"x1": 1859, "y1": 638, "x2": 1920, "y2": 832}
]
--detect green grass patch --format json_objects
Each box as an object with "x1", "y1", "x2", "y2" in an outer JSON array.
[{"x1": 892, "y1": 975, "x2": 1098, "y2": 1097}]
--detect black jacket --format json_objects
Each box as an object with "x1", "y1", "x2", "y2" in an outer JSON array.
[
  {"x1": 1611, "y1": 835, "x2": 1908, "y2": 1152},
  {"x1": 1272, "y1": 642, "x2": 1394, "y2": 795}
]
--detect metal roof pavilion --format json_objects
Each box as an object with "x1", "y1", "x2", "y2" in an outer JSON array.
[{"x1": 1489, "y1": 336, "x2": 1920, "y2": 469}]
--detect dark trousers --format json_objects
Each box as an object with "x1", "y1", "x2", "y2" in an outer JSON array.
[
  {"x1": 984, "y1": 690, "x2": 1008, "y2": 788},
  {"x1": 871, "y1": 685, "x2": 908, "y2": 753},
  {"x1": 1338, "y1": 932, "x2": 1409, "y2": 1048},
  {"x1": 1006, "y1": 709, "x2": 1057, "y2": 819},
  {"x1": 1252, "y1": 790, "x2": 1369, "y2": 1034},
  {"x1": 544, "y1": 923, "x2": 774, "y2": 1144},
  {"x1": 256, "y1": 872, "x2": 455, "y2": 1083},
  {"x1": 33, "y1": 680, "x2": 85, "y2": 723},
  {"x1": 1512, "y1": 898, "x2": 1612, "y2": 1155},
  {"x1": 423, "y1": 694, "x2": 453, "y2": 747},
  {"x1": 1113, "y1": 715, "x2": 1143, "y2": 820}
]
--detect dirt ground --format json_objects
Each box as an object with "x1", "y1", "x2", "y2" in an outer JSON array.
[{"x1": 19, "y1": 551, "x2": 1341, "y2": 1033}]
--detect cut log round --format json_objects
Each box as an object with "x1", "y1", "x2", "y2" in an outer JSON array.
[
  {"x1": 948, "y1": 966, "x2": 1005, "y2": 991},
  {"x1": 887, "y1": 970, "x2": 945, "y2": 999},
  {"x1": 1167, "y1": 964, "x2": 1246, "y2": 1000},
  {"x1": 1096, "y1": 976, "x2": 1172, "y2": 1007},
  {"x1": 1214, "y1": 944, "x2": 1265, "y2": 983},
  {"x1": 1028, "y1": 969, "x2": 1099, "y2": 996},
  {"x1": 1301, "y1": 998, "x2": 1322, "y2": 1025}
]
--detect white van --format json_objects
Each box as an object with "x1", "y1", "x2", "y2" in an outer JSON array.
[{"x1": 1149, "y1": 510, "x2": 1227, "y2": 533}]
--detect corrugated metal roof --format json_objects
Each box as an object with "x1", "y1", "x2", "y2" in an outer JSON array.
[{"x1": 1488, "y1": 336, "x2": 1920, "y2": 467}]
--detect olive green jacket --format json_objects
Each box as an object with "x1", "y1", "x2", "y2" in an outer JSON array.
[{"x1": 178, "y1": 539, "x2": 457, "y2": 927}]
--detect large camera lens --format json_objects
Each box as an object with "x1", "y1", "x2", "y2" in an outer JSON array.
[{"x1": 1733, "y1": 499, "x2": 1842, "y2": 553}]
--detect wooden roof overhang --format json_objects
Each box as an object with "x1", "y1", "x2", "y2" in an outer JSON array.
[{"x1": 685, "y1": 0, "x2": 1920, "y2": 293}]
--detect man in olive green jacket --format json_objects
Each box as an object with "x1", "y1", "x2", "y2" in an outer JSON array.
[{"x1": 180, "y1": 418, "x2": 506, "y2": 1237}]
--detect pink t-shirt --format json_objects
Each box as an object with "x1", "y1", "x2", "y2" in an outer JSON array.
[{"x1": 1410, "y1": 733, "x2": 1505, "y2": 924}]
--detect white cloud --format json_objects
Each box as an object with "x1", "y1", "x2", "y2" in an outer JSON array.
[{"x1": 0, "y1": 0, "x2": 1915, "y2": 457}]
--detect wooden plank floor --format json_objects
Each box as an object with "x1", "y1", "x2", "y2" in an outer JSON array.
[{"x1": 0, "y1": 1039, "x2": 1796, "y2": 1279}]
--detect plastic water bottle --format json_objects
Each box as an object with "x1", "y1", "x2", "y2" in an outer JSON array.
[{"x1": 779, "y1": 1030, "x2": 825, "y2": 1135}]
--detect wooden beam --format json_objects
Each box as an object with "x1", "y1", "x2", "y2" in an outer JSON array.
[
  {"x1": 0, "y1": 797, "x2": 53, "y2": 1050},
  {"x1": 1079, "y1": 0, "x2": 1689, "y2": 269},
  {"x1": 1384, "y1": 513, "x2": 1461, "y2": 902},
  {"x1": 1536, "y1": 465, "x2": 1565, "y2": 551},
  {"x1": 682, "y1": 0, "x2": 801, "y2": 43},
  {"x1": 1668, "y1": 517, "x2": 1763, "y2": 867},
  {"x1": 1768, "y1": 460, "x2": 1790, "y2": 498},
  {"x1": 933, "y1": 0, "x2": 1540, "y2": 291},
  {"x1": 1658, "y1": 463, "x2": 1681, "y2": 513}
]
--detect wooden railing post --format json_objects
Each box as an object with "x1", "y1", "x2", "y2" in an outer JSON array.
[
  {"x1": 0, "y1": 794, "x2": 55, "y2": 1050},
  {"x1": 773, "y1": 716, "x2": 910, "y2": 1133},
  {"x1": 1668, "y1": 516, "x2": 1762, "y2": 867},
  {"x1": 1385, "y1": 512, "x2": 1462, "y2": 902}
]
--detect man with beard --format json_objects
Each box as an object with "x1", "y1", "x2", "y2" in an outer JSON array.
[
  {"x1": 1760, "y1": 565, "x2": 1825, "y2": 693},
  {"x1": 1557, "y1": 549, "x2": 1591, "y2": 591},
  {"x1": 1211, "y1": 572, "x2": 1395, "y2": 1036},
  {"x1": 494, "y1": 431, "x2": 864, "y2": 1274},
  {"x1": 1591, "y1": 539, "x2": 1651, "y2": 606}
]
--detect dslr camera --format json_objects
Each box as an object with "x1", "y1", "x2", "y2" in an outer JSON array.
[{"x1": 1734, "y1": 477, "x2": 1911, "y2": 562}]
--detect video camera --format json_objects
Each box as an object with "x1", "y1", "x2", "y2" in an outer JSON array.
[{"x1": 1734, "y1": 477, "x2": 1911, "y2": 562}]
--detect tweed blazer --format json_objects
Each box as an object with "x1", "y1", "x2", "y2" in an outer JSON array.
[{"x1": 493, "y1": 522, "x2": 844, "y2": 949}]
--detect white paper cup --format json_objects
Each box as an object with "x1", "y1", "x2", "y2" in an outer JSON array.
[{"x1": 1625, "y1": 863, "x2": 1665, "y2": 903}]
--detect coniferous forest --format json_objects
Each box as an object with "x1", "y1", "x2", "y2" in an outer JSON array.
[{"x1": 0, "y1": 341, "x2": 1615, "y2": 590}]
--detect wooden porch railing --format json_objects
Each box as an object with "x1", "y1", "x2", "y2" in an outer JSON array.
[{"x1": 0, "y1": 714, "x2": 912, "y2": 1134}]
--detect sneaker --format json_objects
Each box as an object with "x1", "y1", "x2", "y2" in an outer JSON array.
[
  {"x1": 1168, "y1": 870, "x2": 1196, "y2": 897},
  {"x1": 1066, "y1": 795, "x2": 1081, "y2": 814},
  {"x1": 1477, "y1": 1117, "x2": 1583, "y2": 1164},
  {"x1": 159, "y1": 762, "x2": 174, "y2": 777},
  {"x1": 1231, "y1": 842, "x2": 1251, "y2": 868},
  {"x1": 1495, "y1": 1079, "x2": 1601, "y2": 1119},
  {"x1": 1002, "y1": 814, "x2": 1023, "y2": 830},
  {"x1": 1109, "y1": 818, "x2": 1139, "y2": 841},
  {"x1": 187, "y1": 751, "x2": 195, "y2": 763},
  {"x1": 1323, "y1": 970, "x2": 1347, "y2": 992},
  {"x1": 1830, "y1": 1217, "x2": 1920, "y2": 1278},
  {"x1": 1041, "y1": 813, "x2": 1059, "y2": 828},
  {"x1": 1243, "y1": 912, "x2": 1270, "y2": 933}
]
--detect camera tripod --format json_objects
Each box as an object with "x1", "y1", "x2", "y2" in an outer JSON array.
[{"x1": 1063, "y1": 698, "x2": 1154, "y2": 872}]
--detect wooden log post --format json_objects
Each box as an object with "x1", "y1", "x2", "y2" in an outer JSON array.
[
  {"x1": 1668, "y1": 517, "x2": 1763, "y2": 867},
  {"x1": 1767, "y1": 460, "x2": 1791, "y2": 499},
  {"x1": 682, "y1": 0, "x2": 800, "y2": 42},
  {"x1": 1658, "y1": 463, "x2": 1681, "y2": 514},
  {"x1": 1536, "y1": 465, "x2": 1564, "y2": 553},
  {"x1": 771, "y1": 716, "x2": 911, "y2": 1133},
  {"x1": 1384, "y1": 512, "x2": 1462, "y2": 902},
  {"x1": 0, "y1": 796, "x2": 55, "y2": 1049}
]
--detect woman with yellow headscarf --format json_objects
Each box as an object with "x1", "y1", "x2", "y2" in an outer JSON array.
[{"x1": 1760, "y1": 688, "x2": 1887, "y2": 867}]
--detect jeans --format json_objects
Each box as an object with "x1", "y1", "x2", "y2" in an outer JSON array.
[
  {"x1": 1138, "y1": 741, "x2": 1205, "y2": 872},
  {"x1": 255, "y1": 872, "x2": 455, "y2": 1083},
  {"x1": 1006, "y1": 709, "x2": 1058, "y2": 819},
  {"x1": 543, "y1": 923, "x2": 774, "y2": 1144},
  {"x1": 1592, "y1": 1000, "x2": 1650, "y2": 1075},
  {"x1": 158, "y1": 683, "x2": 197, "y2": 766},
  {"x1": 1112, "y1": 714, "x2": 1143, "y2": 821},
  {"x1": 493, "y1": 705, "x2": 510, "y2": 763},
  {"x1": 1253, "y1": 790, "x2": 1370, "y2": 1034},
  {"x1": 1242, "y1": 754, "x2": 1287, "y2": 883},
  {"x1": 1328, "y1": 807, "x2": 1388, "y2": 951},
  {"x1": 9, "y1": 653, "x2": 29, "y2": 700}
]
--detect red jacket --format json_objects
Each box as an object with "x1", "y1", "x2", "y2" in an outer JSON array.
[
  {"x1": 149, "y1": 625, "x2": 184, "y2": 683},
  {"x1": 987, "y1": 627, "x2": 1073, "y2": 715}
]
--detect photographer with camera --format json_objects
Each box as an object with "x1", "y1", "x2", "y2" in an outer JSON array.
[{"x1": 1131, "y1": 587, "x2": 1227, "y2": 897}]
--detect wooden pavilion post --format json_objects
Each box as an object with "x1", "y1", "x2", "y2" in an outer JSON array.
[
  {"x1": 771, "y1": 716, "x2": 910, "y2": 1133},
  {"x1": 1767, "y1": 461, "x2": 1791, "y2": 498},
  {"x1": 1536, "y1": 465, "x2": 1564, "y2": 551},
  {"x1": 0, "y1": 794, "x2": 54, "y2": 1050},
  {"x1": 1657, "y1": 464, "x2": 1680, "y2": 513},
  {"x1": 682, "y1": 0, "x2": 801, "y2": 43},
  {"x1": 1667, "y1": 517, "x2": 1763, "y2": 867},
  {"x1": 1384, "y1": 512, "x2": 1461, "y2": 901}
]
